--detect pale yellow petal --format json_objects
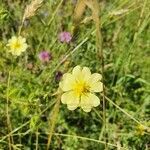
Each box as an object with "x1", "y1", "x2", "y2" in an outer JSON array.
[
  {"x1": 60, "y1": 73, "x2": 76, "y2": 91},
  {"x1": 80, "y1": 94, "x2": 92, "y2": 112},
  {"x1": 88, "y1": 93, "x2": 100, "y2": 107},
  {"x1": 61, "y1": 92, "x2": 70, "y2": 104},
  {"x1": 82, "y1": 107, "x2": 92, "y2": 112},
  {"x1": 91, "y1": 73, "x2": 102, "y2": 82},
  {"x1": 15, "y1": 50, "x2": 22, "y2": 56},
  {"x1": 72, "y1": 65, "x2": 83, "y2": 81},
  {"x1": 18, "y1": 36, "x2": 26, "y2": 43},
  {"x1": 90, "y1": 81, "x2": 103, "y2": 92},
  {"x1": 7, "y1": 37, "x2": 16, "y2": 46},
  {"x1": 80, "y1": 93, "x2": 100, "y2": 112},
  {"x1": 82, "y1": 67, "x2": 91, "y2": 81},
  {"x1": 67, "y1": 105, "x2": 78, "y2": 111},
  {"x1": 21, "y1": 43, "x2": 28, "y2": 52},
  {"x1": 72, "y1": 65, "x2": 81, "y2": 76},
  {"x1": 9, "y1": 36, "x2": 17, "y2": 43},
  {"x1": 61, "y1": 91, "x2": 79, "y2": 110}
]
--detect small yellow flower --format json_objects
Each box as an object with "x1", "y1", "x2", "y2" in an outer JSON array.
[
  {"x1": 136, "y1": 124, "x2": 145, "y2": 135},
  {"x1": 7, "y1": 36, "x2": 28, "y2": 56},
  {"x1": 59, "y1": 65, "x2": 103, "y2": 112}
]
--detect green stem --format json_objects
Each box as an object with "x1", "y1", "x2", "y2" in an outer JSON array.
[
  {"x1": 6, "y1": 72, "x2": 14, "y2": 150},
  {"x1": 47, "y1": 98, "x2": 60, "y2": 150},
  {"x1": 91, "y1": 0, "x2": 107, "y2": 149},
  {"x1": 104, "y1": 95, "x2": 150, "y2": 130}
]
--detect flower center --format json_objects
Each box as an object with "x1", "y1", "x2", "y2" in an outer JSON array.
[
  {"x1": 74, "y1": 81, "x2": 89, "y2": 96},
  {"x1": 13, "y1": 41, "x2": 21, "y2": 49}
]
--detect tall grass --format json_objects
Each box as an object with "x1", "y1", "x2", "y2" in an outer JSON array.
[{"x1": 0, "y1": 0, "x2": 149, "y2": 149}]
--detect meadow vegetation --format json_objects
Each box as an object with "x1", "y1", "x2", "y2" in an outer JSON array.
[{"x1": 0, "y1": 0, "x2": 150, "y2": 149}]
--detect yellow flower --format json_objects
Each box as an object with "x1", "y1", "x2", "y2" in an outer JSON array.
[
  {"x1": 7, "y1": 36, "x2": 28, "y2": 56},
  {"x1": 136, "y1": 124, "x2": 145, "y2": 135},
  {"x1": 59, "y1": 65, "x2": 103, "y2": 112}
]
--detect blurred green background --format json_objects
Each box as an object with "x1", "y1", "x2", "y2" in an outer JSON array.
[{"x1": 0, "y1": 0, "x2": 149, "y2": 149}]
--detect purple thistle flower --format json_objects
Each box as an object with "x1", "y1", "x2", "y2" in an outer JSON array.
[
  {"x1": 58, "y1": 31, "x2": 72, "y2": 43},
  {"x1": 39, "y1": 51, "x2": 52, "y2": 63}
]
